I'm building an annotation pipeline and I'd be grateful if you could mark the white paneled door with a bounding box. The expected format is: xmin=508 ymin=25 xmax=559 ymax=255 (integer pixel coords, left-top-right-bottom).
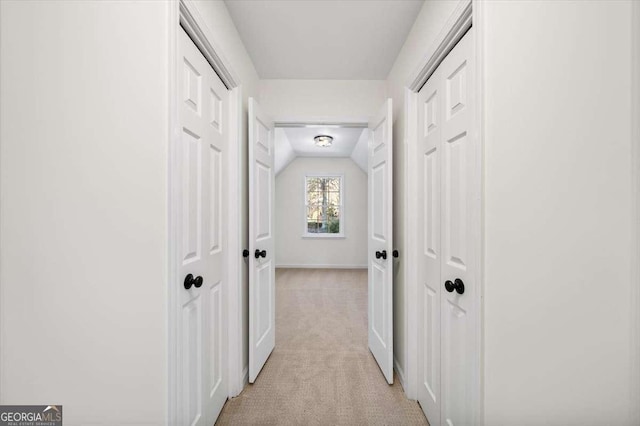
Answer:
xmin=248 ymin=98 xmax=276 ymax=383
xmin=177 ymin=28 xmax=229 ymax=426
xmin=368 ymin=99 xmax=394 ymax=384
xmin=418 ymin=57 xmax=442 ymax=426
xmin=417 ymin=29 xmax=478 ymax=426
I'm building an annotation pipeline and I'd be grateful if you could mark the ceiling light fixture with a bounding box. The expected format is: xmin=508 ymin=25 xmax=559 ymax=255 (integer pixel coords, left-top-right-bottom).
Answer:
xmin=314 ymin=135 xmax=333 ymax=148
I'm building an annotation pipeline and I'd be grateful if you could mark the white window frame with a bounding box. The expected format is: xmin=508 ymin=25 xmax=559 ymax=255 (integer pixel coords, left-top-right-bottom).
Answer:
xmin=303 ymin=173 xmax=345 ymax=239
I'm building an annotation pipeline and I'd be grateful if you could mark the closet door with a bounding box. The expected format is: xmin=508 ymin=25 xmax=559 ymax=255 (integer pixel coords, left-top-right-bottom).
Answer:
xmin=417 ymin=28 xmax=477 ymax=426
xmin=417 ymin=62 xmax=443 ymax=426
xmin=439 ymin=29 xmax=476 ymax=426
xmin=177 ymin=27 xmax=229 ymax=426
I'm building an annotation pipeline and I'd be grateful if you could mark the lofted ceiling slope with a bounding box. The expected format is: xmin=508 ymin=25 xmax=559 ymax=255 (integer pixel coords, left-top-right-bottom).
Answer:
xmin=224 ymin=0 xmax=424 ymax=79
xmin=275 ymin=126 xmax=369 ymax=175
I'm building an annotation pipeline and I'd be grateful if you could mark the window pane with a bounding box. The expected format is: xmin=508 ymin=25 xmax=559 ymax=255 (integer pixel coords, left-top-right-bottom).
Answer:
xmin=306 ymin=205 xmax=324 ymax=233
xmin=326 ymin=202 xmax=338 ymax=217
xmin=327 ymin=191 xmax=340 ymax=206
xmin=306 ymin=177 xmax=322 ymax=194
xmin=326 ymin=177 xmax=340 ymax=192
xmin=307 ymin=191 xmax=320 ymax=206
xmin=306 ymin=205 xmax=340 ymax=234
xmin=327 ymin=205 xmax=340 ymax=233
xmin=305 ymin=176 xmax=342 ymax=235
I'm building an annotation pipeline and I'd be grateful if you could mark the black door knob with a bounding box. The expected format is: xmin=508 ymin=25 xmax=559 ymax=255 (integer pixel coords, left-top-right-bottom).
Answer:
xmin=375 ymin=250 xmax=387 ymax=260
xmin=255 ymin=249 xmax=266 ymax=259
xmin=393 ymin=249 xmax=399 ymax=258
xmin=445 ymin=280 xmax=455 ymax=292
xmin=184 ymin=274 xmax=203 ymax=289
xmin=242 ymin=249 xmax=250 ymax=258
xmin=194 ymin=276 xmax=203 ymax=288
xmin=184 ymin=274 xmax=195 ymax=290
xmin=445 ymin=279 xmax=465 ymax=295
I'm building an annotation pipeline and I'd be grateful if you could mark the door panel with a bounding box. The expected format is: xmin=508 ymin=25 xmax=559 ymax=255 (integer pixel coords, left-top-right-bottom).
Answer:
xmin=372 ymin=163 xmax=386 ymax=239
xmin=371 ymin=262 xmax=385 ymax=344
xmin=442 ymin=300 xmax=468 ymax=426
xmin=439 ymin=30 xmax=475 ymax=426
xmin=209 ymin=145 xmax=222 ymax=253
xmin=418 ymin=63 xmax=442 ymax=426
xmin=209 ymin=280 xmax=223 ymax=396
xmin=444 ymin=133 xmax=468 ymax=270
xmin=368 ymin=99 xmax=393 ymax=384
xmin=256 ymin=162 xmax=272 ymax=240
xmin=182 ymin=130 xmax=202 ymax=263
xmin=249 ymin=98 xmax=276 ymax=383
xmin=256 ymin=261 xmax=273 ymax=344
xmin=182 ymin=296 xmax=202 ymax=426
xmin=177 ymin=27 xmax=228 ymax=426
xmin=417 ymin=28 xmax=476 ymax=426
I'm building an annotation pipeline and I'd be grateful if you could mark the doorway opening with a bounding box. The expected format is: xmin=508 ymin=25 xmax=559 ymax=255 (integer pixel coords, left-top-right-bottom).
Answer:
xmin=224 ymin=151 xmax=412 ymax=420
xmin=273 ymin=124 xmax=369 ymax=269
xmin=223 ymin=106 xmax=417 ymax=422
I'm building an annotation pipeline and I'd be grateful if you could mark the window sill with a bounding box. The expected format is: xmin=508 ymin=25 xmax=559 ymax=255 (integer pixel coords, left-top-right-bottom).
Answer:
xmin=302 ymin=233 xmax=346 ymax=239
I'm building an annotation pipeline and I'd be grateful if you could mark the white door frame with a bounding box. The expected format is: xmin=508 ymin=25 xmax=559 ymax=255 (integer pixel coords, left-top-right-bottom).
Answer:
xmin=402 ymin=0 xmax=483 ymax=421
xmin=632 ymin=1 xmax=640 ymax=424
xmin=273 ymin=117 xmax=371 ymax=128
xmin=167 ymin=1 xmax=244 ymax=424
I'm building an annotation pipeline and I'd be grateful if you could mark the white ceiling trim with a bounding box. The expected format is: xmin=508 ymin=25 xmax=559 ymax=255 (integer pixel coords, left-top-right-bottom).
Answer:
xmin=275 ymin=122 xmax=368 ymax=129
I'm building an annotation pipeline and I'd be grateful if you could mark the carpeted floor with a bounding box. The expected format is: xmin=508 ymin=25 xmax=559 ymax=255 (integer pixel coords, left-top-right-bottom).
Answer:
xmin=216 ymin=268 xmax=429 ymax=426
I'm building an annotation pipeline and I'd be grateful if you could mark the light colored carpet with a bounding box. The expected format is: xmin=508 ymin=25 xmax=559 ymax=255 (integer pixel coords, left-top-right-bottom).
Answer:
xmin=216 ymin=268 xmax=429 ymax=426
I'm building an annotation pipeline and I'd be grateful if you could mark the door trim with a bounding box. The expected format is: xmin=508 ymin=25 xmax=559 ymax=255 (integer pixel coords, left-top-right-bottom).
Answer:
xmin=403 ymin=1 xmax=484 ymax=424
xmin=405 ymin=0 xmax=472 ymax=92
xmin=168 ymin=1 xmax=244 ymax=424
xmin=403 ymin=85 xmax=419 ymax=399
xmin=273 ymin=117 xmax=371 ymax=128
xmin=226 ymin=84 xmax=244 ymax=398
xmin=631 ymin=1 xmax=640 ymax=423
xmin=178 ymin=0 xmax=238 ymax=90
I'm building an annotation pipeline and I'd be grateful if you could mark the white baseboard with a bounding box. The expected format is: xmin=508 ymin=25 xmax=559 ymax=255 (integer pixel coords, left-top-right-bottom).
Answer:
xmin=276 ymin=264 xmax=367 ymax=269
xmin=394 ymin=356 xmax=407 ymax=395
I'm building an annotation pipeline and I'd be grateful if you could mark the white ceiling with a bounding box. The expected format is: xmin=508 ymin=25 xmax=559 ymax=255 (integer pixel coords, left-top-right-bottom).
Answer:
xmin=284 ymin=127 xmax=364 ymax=157
xmin=224 ymin=0 xmax=425 ymax=79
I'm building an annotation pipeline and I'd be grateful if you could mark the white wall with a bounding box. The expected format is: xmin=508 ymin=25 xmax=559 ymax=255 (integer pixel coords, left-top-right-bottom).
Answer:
xmin=389 ymin=1 xmax=637 ymax=421
xmin=350 ymin=129 xmax=369 ymax=173
xmin=275 ymin=158 xmax=367 ymax=268
xmin=0 ymin=1 xmax=169 ymax=424
xmin=385 ymin=0 xmax=459 ymax=389
xmin=259 ymin=79 xmax=387 ymax=120
xmin=482 ymin=1 xmax=634 ymax=424
xmin=274 ymin=128 xmax=296 ymax=175
xmin=0 ymin=1 xmax=259 ymax=424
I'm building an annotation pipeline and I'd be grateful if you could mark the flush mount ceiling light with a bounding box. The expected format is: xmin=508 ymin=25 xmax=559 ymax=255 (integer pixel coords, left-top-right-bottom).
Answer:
xmin=314 ymin=135 xmax=333 ymax=148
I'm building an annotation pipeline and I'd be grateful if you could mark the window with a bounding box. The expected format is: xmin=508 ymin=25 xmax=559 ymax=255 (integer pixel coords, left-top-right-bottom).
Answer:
xmin=304 ymin=175 xmax=344 ymax=237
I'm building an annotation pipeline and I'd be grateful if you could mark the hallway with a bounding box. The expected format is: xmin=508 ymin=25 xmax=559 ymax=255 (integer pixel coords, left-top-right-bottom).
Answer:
xmin=217 ymin=269 xmax=428 ymax=425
